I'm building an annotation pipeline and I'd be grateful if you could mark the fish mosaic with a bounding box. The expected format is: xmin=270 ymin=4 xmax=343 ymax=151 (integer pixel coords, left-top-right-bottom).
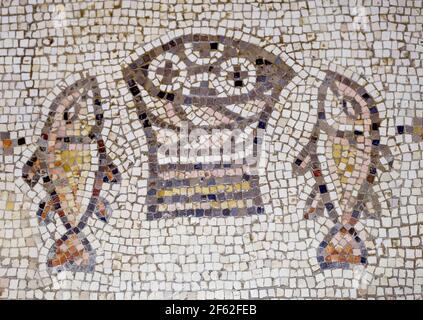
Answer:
xmin=19 ymin=33 xmax=398 ymax=272
xmin=22 ymin=76 xmax=121 ymax=272
xmin=2 ymin=0 xmax=423 ymax=301
xmin=293 ymin=71 xmax=394 ymax=269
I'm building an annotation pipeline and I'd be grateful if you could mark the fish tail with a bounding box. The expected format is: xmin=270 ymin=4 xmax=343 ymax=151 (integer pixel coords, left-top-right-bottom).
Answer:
xmin=22 ymin=152 xmax=41 ymax=187
xmin=47 ymin=229 xmax=95 ymax=272
xmin=317 ymin=223 xmax=368 ymax=270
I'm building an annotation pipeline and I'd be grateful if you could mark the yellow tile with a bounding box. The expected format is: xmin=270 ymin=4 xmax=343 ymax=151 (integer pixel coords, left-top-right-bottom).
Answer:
xmin=210 ymin=202 xmax=220 ymax=209
xmin=201 ymin=186 xmax=210 ymax=194
xmin=6 ymin=201 xmax=14 ymax=211
xmin=341 ymin=176 xmax=349 ymax=184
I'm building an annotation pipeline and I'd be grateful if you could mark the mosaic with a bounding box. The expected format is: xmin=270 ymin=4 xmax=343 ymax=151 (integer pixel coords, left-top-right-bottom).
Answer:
xmin=22 ymin=76 xmax=121 ymax=272
xmin=0 ymin=0 xmax=422 ymax=300
xmin=295 ymin=71 xmax=389 ymax=269
xmin=122 ymin=33 xmax=294 ymax=221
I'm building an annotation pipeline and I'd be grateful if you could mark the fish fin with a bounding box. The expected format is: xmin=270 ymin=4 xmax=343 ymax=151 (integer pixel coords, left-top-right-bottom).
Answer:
xmin=36 ymin=198 xmax=55 ymax=225
xmin=94 ymin=197 xmax=112 ymax=223
xmin=47 ymin=230 xmax=95 ymax=272
xmin=303 ymin=185 xmax=325 ymax=220
xmin=22 ymin=152 xmax=41 ymax=187
xmin=102 ymin=156 xmax=121 ymax=184
xmin=292 ymin=129 xmax=319 ymax=176
xmin=371 ymin=144 xmax=394 ymax=173
xmin=293 ymin=154 xmax=311 ymax=175
xmin=317 ymin=223 xmax=368 ymax=270
xmin=292 ymin=144 xmax=313 ymax=176
xmin=362 ymin=187 xmax=382 ymax=219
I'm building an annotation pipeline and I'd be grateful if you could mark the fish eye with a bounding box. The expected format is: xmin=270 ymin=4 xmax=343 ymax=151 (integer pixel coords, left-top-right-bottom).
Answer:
xmin=64 ymin=105 xmax=76 ymax=121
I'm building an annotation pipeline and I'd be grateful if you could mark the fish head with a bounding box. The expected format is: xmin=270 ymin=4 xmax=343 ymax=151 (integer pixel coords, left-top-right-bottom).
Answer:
xmin=46 ymin=77 xmax=103 ymax=142
xmin=320 ymin=71 xmax=378 ymax=138
xmin=23 ymin=77 xmax=105 ymax=189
